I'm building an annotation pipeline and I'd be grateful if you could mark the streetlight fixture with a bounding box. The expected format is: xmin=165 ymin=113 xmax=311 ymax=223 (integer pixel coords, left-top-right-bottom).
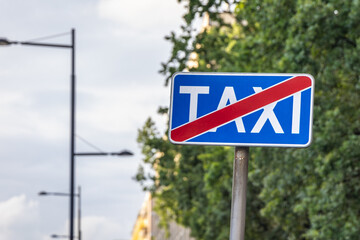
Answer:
xmin=51 ymin=234 xmax=78 ymax=239
xmin=75 ymin=150 xmax=134 ymax=156
xmin=1 ymin=30 xmax=134 ymax=240
xmin=39 ymin=186 xmax=82 ymax=240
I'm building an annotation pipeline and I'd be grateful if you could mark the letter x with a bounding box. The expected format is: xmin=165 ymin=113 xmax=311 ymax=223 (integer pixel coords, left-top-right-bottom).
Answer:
xmin=251 ymin=87 xmax=284 ymax=133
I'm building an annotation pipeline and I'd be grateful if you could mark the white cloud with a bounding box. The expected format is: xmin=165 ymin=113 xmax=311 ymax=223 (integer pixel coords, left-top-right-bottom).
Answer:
xmin=0 ymin=195 xmax=41 ymax=240
xmin=0 ymin=90 xmax=68 ymax=140
xmin=97 ymin=0 xmax=185 ymax=32
xmin=81 ymin=216 xmax=126 ymax=240
xmin=77 ymin=84 xmax=169 ymax=135
xmin=58 ymin=215 xmax=131 ymax=240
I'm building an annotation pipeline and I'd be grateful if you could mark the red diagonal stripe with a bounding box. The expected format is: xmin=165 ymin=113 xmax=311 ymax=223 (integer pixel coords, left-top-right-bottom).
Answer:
xmin=170 ymin=75 xmax=312 ymax=142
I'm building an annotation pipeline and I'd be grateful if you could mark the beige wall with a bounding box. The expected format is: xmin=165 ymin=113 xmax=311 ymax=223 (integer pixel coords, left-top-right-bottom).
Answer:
xmin=132 ymin=193 xmax=194 ymax=240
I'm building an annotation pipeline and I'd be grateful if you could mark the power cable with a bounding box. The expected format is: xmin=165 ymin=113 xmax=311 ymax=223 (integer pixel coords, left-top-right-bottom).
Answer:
xmin=24 ymin=31 xmax=70 ymax=43
xmin=75 ymin=134 xmax=105 ymax=153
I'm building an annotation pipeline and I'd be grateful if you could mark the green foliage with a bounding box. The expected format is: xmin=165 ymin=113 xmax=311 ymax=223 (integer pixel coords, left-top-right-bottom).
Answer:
xmin=137 ymin=0 xmax=360 ymax=239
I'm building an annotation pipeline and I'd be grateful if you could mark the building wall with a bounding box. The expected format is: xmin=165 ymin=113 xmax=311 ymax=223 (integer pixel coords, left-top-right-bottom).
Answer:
xmin=132 ymin=193 xmax=152 ymax=240
xmin=132 ymin=193 xmax=194 ymax=240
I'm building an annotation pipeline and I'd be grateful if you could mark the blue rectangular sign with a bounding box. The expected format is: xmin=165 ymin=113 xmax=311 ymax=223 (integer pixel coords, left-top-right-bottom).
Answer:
xmin=169 ymin=72 xmax=314 ymax=147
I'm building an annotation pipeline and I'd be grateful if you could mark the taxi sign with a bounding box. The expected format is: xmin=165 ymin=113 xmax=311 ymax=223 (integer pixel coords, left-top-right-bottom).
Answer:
xmin=169 ymin=72 xmax=314 ymax=147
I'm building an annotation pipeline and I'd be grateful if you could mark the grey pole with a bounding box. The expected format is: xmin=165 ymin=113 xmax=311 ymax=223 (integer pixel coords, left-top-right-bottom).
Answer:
xmin=229 ymin=146 xmax=249 ymax=240
xmin=69 ymin=28 xmax=76 ymax=240
xmin=78 ymin=186 xmax=81 ymax=240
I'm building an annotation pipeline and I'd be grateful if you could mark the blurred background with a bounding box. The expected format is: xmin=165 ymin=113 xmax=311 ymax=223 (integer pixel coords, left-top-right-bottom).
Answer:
xmin=2 ymin=1 xmax=360 ymax=240
xmin=0 ymin=0 xmax=185 ymax=239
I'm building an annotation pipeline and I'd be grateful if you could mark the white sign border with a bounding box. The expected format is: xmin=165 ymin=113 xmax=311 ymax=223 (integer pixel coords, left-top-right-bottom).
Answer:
xmin=168 ymin=72 xmax=315 ymax=148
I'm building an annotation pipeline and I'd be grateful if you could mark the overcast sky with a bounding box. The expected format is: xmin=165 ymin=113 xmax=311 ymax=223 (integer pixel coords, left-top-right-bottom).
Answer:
xmin=0 ymin=0 xmax=185 ymax=239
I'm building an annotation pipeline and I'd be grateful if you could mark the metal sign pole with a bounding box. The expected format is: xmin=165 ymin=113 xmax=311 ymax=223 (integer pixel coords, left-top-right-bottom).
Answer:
xmin=229 ymin=146 xmax=249 ymax=240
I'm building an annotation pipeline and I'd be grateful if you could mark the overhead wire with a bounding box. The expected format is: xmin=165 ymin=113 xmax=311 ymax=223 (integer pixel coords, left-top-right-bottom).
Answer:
xmin=24 ymin=31 xmax=71 ymax=43
xmin=75 ymin=134 xmax=105 ymax=153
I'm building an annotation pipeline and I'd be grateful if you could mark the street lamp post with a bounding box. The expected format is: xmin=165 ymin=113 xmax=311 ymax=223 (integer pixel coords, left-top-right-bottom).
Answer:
xmin=39 ymin=186 xmax=82 ymax=240
xmin=1 ymin=29 xmax=77 ymax=240
xmin=1 ymin=30 xmax=134 ymax=240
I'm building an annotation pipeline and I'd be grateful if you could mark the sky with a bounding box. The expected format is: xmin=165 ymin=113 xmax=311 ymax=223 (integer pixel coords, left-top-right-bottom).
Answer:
xmin=0 ymin=0 xmax=186 ymax=239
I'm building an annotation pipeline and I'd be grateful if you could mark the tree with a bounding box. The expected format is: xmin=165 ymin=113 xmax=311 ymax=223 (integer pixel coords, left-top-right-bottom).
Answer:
xmin=136 ymin=0 xmax=360 ymax=239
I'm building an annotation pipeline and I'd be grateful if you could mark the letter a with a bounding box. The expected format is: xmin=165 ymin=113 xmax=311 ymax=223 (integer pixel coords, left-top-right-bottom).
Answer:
xmin=251 ymin=87 xmax=284 ymax=133
xmin=210 ymin=87 xmax=245 ymax=132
